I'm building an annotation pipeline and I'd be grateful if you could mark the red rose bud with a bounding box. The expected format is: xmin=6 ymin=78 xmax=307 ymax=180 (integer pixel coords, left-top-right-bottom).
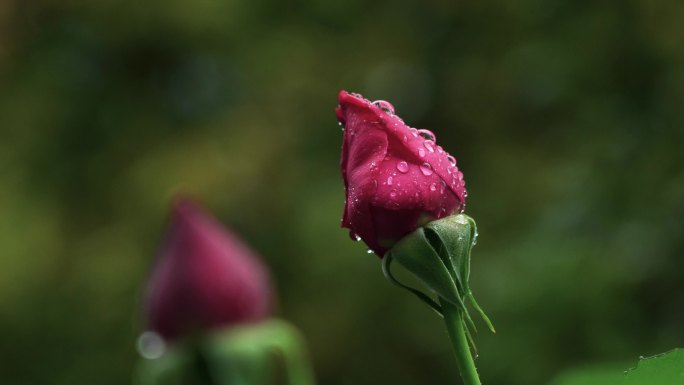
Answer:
xmin=145 ymin=198 xmax=271 ymax=342
xmin=337 ymin=90 xmax=467 ymax=256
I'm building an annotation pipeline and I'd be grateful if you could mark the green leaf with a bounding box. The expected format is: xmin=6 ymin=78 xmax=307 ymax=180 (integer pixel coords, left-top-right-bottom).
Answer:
xmin=548 ymin=349 xmax=684 ymax=385
xmin=624 ymin=349 xmax=684 ymax=385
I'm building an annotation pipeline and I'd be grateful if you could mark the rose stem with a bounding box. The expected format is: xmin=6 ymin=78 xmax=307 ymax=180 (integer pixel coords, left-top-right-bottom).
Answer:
xmin=439 ymin=298 xmax=482 ymax=385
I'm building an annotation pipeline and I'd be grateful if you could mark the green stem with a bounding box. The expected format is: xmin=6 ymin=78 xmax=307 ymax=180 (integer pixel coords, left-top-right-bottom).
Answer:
xmin=440 ymin=298 xmax=482 ymax=385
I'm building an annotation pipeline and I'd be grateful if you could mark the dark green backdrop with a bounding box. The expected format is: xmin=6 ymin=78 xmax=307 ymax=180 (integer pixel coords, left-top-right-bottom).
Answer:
xmin=1 ymin=1 xmax=683 ymax=384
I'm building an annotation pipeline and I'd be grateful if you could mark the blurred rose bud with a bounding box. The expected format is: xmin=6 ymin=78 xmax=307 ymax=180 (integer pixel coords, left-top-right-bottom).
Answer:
xmin=145 ymin=198 xmax=271 ymax=342
xmin=337 ymin=91 xmax=467 ymax=256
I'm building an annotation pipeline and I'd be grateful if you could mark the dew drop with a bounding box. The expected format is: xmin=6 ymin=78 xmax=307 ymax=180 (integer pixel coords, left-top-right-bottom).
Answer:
xmin=372 ymin=100 xmax=395 ymax=114
xmin=447 ymin=155 xmax=457 ymax=167
xmin=420 ymin=163 xmax=433 ymax=176
xmin=366 ymin=249 xmax=374 ymax=254
xmin=403 ymin=135 xmax=408 ymax=142
xmin=397 ymin=161 xmax=409 ymax=173
xmin=424 ymin=141 xmax=435 ymax=153
xmin=410 ymin=128 xmax=419 ymax=137
xmin=430 ymin=183 xmax=437 ymax=192
xmin=418 ymin=148 xmax=426 ymax=157
xmin=417 ymin=129 xmax=436 ymax=142
xmin=437 ymin=146 xmax=443 ymax=153
xmin=350 ymin=231 xmax=362 ymax=241
xmin=137 ymin=332 xmax=166 ymax=360
xmin=387 ymin=176 xmax=393 ymax=185
xmin=390 ymin=190 xmax=398 ymax=198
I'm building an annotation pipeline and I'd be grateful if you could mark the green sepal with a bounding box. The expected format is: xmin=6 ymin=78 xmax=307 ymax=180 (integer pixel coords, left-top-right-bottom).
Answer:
xmin=467 ymin=293 xmax=496 ymax=334
xmin=388 ymin=227 xmax=467 ymax=313
xmin=386 ymin=214 xmax=495 ymax=335
xmin=382 ymin=253 xmax=443 ymax=317
xmin=135 ymin=320 xmax=316 ymax=385
xmin=425 ymin=214 xmax=477 ymax=291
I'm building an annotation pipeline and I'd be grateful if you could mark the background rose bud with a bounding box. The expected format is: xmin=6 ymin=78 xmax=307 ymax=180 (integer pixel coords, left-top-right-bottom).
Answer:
xmin=145 ymin=198 xmax=271 ymax=342
xmin=337 ymin=91 xmax=467 ymax=256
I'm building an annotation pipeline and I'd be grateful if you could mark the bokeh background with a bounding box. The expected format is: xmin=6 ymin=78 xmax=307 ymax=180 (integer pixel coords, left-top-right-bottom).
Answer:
xmin=1 ymin=1 xmax=683 ymax=384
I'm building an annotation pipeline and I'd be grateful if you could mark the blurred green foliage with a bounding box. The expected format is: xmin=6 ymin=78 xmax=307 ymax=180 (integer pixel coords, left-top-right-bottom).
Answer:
xmin=1 ymin=1 xmax=683 ymax=385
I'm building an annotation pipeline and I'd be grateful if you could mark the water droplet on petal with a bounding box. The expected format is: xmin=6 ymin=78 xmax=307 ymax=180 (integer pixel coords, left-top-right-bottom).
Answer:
xmin=418 ymin=148 xmax=426 ymax=157
xmin=397 ymin=161 xmax=409 ymax=173
xmin=430 ymin=183 xmax=437 ymax=191
xmin=420 ymin=163 xmax=433 ymax=176
xmin=410 ymin=128 xmax=418 ymax=137
xmin=366 ymin=249 xmax=374 ymax=254
xmin=424 ymin=141 xmax=435 ymax=153
xmin=350 ymin=231 xmax=362 ymax=241
xmin=417 ymin=129 xmax=436 ymax=142
xmin=138 ymin=332 xmax=166 ymax=359
xmin=372 ymin=100 xmax=395 ymax=114
xmin=447 ymin=155 xmax=457 ymax=167
xmin=387 ymin=176 xmax=393 ymax=185
xmin=390 ymin=190 xmax=398 ymax=198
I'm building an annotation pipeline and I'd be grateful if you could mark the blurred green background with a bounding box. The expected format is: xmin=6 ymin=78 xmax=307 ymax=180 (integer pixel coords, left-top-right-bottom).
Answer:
xmin=1 ymin=1 xmax=683 ymax=384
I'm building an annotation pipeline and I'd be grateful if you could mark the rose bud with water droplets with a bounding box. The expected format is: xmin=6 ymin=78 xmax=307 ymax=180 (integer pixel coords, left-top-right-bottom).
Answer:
xmin=337 ymin=90 xmax=467 ymax=256
xmin=145 ymin=198 xmax=271 ymax=342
